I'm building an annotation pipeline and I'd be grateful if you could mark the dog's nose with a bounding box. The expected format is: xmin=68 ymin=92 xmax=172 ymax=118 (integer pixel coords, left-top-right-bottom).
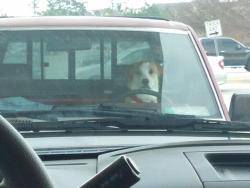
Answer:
xmin=142 ymin=78 xmax=149 ymax=86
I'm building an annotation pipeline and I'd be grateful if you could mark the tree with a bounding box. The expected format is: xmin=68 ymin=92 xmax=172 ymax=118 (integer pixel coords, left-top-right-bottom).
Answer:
xmin=95 ymin=3 xmax=163 ymax=18
xmin=40 ymin=0 xmax=87 ymax=16
xmin=32 ymin=0 xmax=40 ymax=15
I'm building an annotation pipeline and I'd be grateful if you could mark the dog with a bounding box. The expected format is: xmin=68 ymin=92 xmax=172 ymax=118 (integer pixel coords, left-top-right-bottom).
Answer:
xmin=126 ymin=61 xmax=162 ymax=103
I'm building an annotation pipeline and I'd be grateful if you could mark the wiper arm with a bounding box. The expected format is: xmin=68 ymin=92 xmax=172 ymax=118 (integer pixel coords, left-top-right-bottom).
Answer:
xmin=184 ymin=120 xmax=250 ymax=133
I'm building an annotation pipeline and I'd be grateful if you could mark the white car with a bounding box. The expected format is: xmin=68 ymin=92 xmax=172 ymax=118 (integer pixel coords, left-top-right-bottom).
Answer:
xmin=207 ymin=55 xmax=227 ymax=84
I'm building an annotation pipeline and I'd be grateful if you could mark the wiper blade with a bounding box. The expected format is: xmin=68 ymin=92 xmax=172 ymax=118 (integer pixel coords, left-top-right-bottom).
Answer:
xmin=125 ymin=117 xmax=250 ymax=133
xmin=8 ymin=113 xmax=250 ymax=133
xmin=9 ymin=113 xmax=196 ymax=132
xmin=11 ymin=118 xmax=122 ymax=132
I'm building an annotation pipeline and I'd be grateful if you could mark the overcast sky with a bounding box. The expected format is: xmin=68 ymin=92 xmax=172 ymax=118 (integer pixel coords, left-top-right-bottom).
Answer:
xmin=0 ymin=0 xmax=192 ymax=16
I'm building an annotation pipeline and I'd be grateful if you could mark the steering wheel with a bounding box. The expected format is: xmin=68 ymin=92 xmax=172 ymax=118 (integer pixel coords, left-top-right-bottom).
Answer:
xmin=119 ymin=89 xmax=161 ymax=103
xmin=0 ymin=116 xmax=54 ymax=188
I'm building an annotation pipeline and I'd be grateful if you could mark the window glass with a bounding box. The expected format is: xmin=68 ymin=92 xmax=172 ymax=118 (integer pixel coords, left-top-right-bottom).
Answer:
xmin=201 ymin=39 xmax=215 ymax=53
xmin=219 ymin=39 xmax=238 ymax=51
xmin=75 ymin=39 xmax=112 ymax=80
xmin=103 ymin=41 xmax=112 ymax=79
xmin=161 ymin=33 xmax=220 ymax=118
xmin=0 ymin=30 xmax=222 ymax=119
xmin=32 ymin=42 xmax=42 ymax=79
xmin=3 ymin=42 xmax=27 ymax=64
xmin=76 ymin=39 xmax=100 ymax=80
xmin=0 ymin=32 xmax=30 ymax=80
xmin=117 ymin=40 xmax=151 ymax=65
xmin=42 ymin=45 xmax=68 ymax=79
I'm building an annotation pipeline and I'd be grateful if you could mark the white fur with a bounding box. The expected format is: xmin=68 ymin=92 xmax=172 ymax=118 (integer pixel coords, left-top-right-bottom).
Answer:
xmin=127 ymin=62 xmax=160 ymax=103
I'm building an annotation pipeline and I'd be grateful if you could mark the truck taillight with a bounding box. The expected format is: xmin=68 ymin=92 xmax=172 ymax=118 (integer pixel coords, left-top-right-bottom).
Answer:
xmin=218 ymin=59 xmax=224 ymax=69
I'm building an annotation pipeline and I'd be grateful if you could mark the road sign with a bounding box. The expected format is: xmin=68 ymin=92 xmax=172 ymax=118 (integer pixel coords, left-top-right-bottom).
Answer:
xmin=204 ymin=19 xmax=223 ymax=37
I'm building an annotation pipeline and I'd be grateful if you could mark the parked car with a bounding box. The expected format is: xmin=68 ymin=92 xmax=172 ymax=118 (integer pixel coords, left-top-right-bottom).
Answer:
xmin=207 ymin=55 xmax=227 ymax=84
xmin=1 ymin=16 xmax=250 ymax=188
xmin=200 ymin=37 xmax=250 ymax=67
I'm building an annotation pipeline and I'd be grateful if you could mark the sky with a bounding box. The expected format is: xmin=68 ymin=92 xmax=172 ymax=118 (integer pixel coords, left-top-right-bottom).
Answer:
xmin=0 ymin=0 xmax=192 ymax=16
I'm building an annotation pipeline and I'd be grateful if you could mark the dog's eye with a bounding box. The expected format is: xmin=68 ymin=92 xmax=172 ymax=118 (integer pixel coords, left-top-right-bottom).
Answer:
xmin=149 ymin=68 xmax=154 ymax=75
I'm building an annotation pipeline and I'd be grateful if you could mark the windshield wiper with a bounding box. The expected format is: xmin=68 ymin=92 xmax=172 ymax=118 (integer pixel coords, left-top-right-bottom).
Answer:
xmin=11 ymin=118 xmax=123 ymax=132
xmin=4 ymin=103 xmax=250 ymax=133
xmin=9 ymin=112 xmax=250 ymax=134
xmin=181 ymin=119 xmax=250 ymax=133
xmin=7 ymin=111 xmax=196 ymax=132
xmin=104 ymin=116 xmax=250 ymax=133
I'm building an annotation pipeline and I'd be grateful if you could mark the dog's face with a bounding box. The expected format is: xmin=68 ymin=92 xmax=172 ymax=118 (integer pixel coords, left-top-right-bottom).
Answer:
xmin=127 ymin=61 xmax=162 ymax=103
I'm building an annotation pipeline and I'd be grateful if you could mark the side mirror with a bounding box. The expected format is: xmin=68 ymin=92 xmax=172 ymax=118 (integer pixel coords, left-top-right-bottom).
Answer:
xmin=229 ymin=93 xmax=250 ymax=122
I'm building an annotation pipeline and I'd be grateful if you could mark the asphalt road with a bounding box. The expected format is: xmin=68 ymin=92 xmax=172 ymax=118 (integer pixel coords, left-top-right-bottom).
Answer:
xmin=219 ymin=67 xmax=250 ymax=109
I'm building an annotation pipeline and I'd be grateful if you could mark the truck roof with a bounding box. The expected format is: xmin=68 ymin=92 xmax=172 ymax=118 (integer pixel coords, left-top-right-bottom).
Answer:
xmin=0 ymin=16 xmax=189 ymax=31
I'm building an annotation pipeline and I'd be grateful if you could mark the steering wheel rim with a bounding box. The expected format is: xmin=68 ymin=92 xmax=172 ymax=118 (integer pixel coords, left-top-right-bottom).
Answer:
xmin=0 ymin=116 xmax=54 ymax=188
xmin=119 ymin=89 xmax=161 ymax=102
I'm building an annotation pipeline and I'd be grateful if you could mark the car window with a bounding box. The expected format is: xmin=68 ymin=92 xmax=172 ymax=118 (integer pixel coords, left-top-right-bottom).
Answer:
xmin=201 ymin=39 xmax=216 ymax=53
xmin=75 ymin=39 xmax=111 ymax=80
xmin=3 ymin=42 xmax=27 ymax=65
xmin=218 ymin=39 xmax=239 ymax=52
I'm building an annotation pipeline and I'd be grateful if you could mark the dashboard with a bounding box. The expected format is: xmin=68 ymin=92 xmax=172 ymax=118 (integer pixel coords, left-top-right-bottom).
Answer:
xmin=39 ymin=140 xmax=250 ymax=188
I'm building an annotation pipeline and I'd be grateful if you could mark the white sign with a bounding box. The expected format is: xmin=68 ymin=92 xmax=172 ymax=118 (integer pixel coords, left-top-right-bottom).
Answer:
xmin=204 ymin=19 xmax=223 ymax=37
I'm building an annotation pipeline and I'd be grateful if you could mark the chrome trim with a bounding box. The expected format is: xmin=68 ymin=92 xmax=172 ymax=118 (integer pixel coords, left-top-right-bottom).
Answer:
xmin=188 ymin=31 xmax=226 ymax=120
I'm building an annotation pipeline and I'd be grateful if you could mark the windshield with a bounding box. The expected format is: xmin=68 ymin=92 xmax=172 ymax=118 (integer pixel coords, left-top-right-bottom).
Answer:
xmin=0 ymin=29 xmax=221 ymax=119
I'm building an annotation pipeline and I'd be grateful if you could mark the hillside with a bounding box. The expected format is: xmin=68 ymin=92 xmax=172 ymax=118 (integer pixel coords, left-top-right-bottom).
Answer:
xmin=157 ymin=0 xmax=250 ymax=45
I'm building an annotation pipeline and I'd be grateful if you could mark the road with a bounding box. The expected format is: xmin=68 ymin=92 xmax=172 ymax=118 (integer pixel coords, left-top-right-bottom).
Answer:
xmin=219 ymin=67 xmax=250 ymax=109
